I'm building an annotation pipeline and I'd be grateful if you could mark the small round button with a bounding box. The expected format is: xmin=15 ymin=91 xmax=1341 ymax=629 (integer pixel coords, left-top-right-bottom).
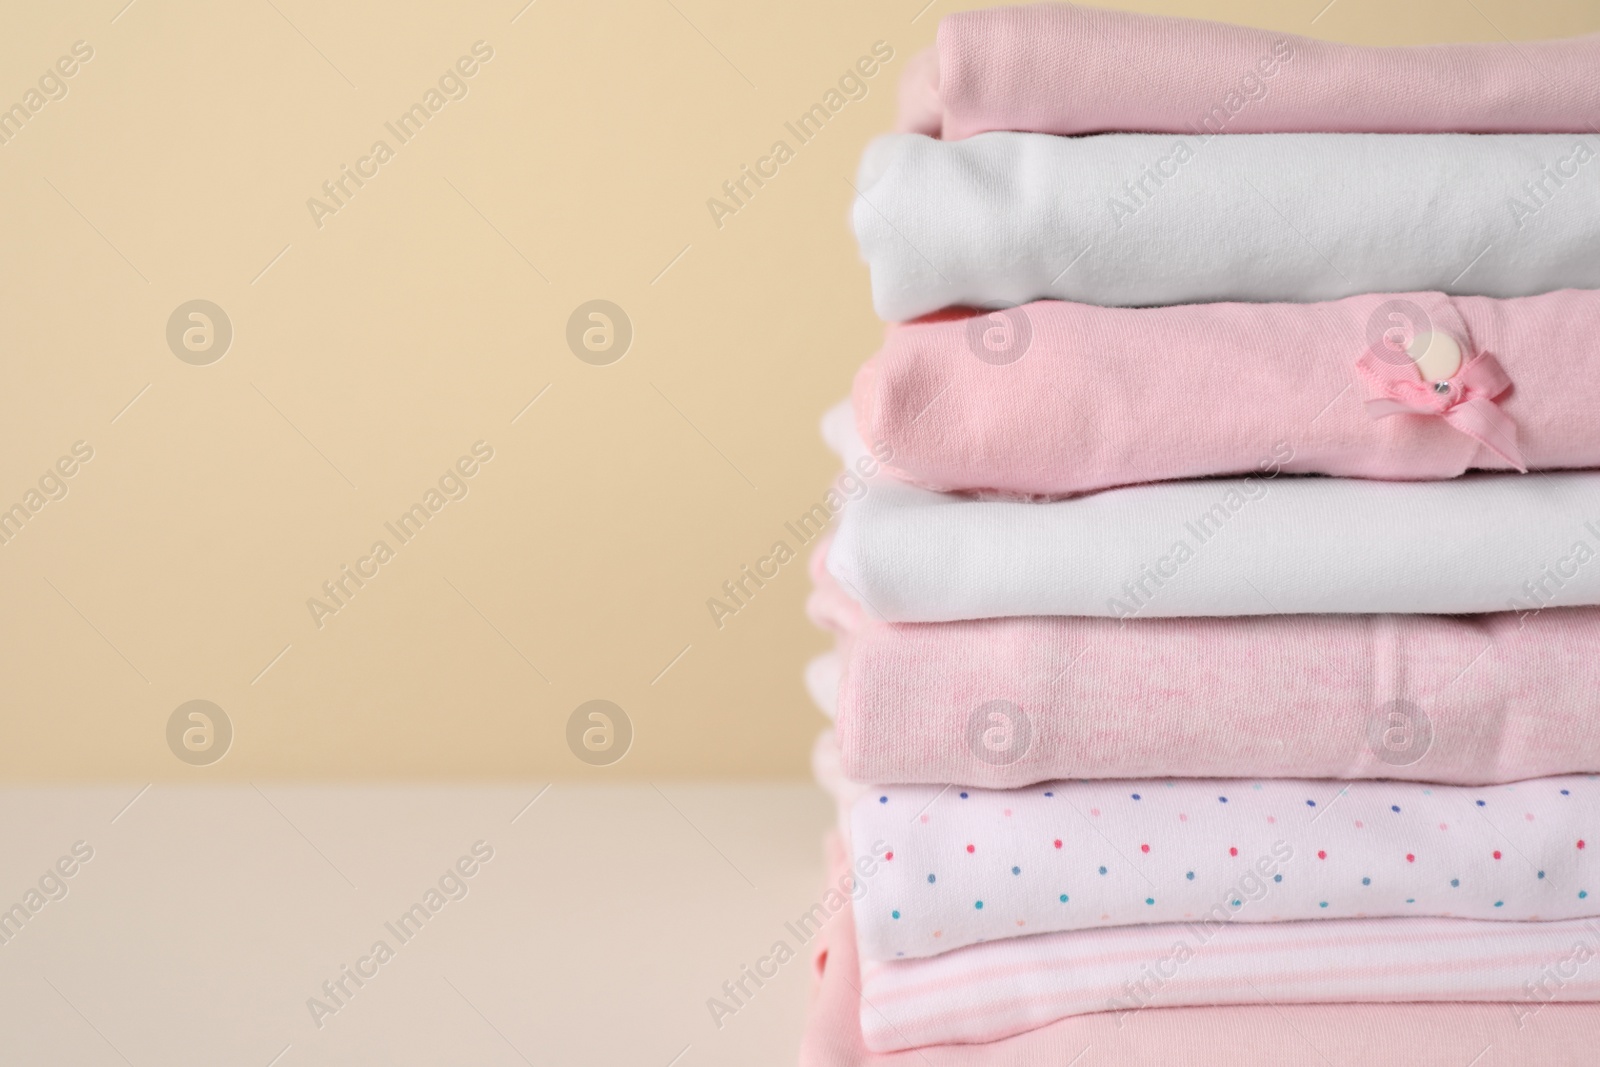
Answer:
xmin=1406 ymin=331 xmax=1461 ymax=382
xmin=1432 ymin=380 xmax=1452 ymax=395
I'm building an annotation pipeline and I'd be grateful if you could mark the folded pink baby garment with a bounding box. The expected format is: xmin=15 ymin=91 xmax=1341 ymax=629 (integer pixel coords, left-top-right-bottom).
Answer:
xmin=864 ymin=908 xmax=1600 ymax=1055
xmin=856 ymin=289 xmax=1600 ymax=498
xmin=852 ymin=776 xmax=1600 ymax=961
xmin=806 ymin=534 xmax=1600 ymax=788
xmin=803 ymin=834 xmax=1600 ymax=1064
xmin=859 ymin=909 xmax=1600 ymax=1051
xmin=902 ymin=5 xmax=1600 ymax=139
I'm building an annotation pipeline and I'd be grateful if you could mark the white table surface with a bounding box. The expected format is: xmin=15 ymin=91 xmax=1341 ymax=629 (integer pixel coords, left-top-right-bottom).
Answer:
xmin=0 ymin=782 xmax=834 ymax=1066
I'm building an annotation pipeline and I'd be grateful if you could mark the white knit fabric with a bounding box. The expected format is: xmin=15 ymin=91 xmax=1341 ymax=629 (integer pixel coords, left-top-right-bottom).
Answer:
xmin=854 ymin=131 xmax=1600 ymax=320
xmin=851 ymin=776 xmax=1600 ymax=962
xmin=824 ymin=399 xmax=1600 ymax=620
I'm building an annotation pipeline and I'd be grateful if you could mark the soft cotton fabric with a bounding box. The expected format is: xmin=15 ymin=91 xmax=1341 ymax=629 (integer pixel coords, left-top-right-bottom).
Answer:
xmin=900 ymin=5 xmax=1600 ymax=140
xmin=815 ymin=729 xmax=869 ymax=846
xmin=806 ymin=651 xmax=842 ymax=720
xmin=824 ymin=401 xmax=1600 ymax=621
xmin=858 ymin=897 xmax=1600 ymax=1052
xmin=854 ymin=131 xmax=1600 ymax=321
xmin=803 ymin=833 xmax=1600 ymax=1066
xmin=807 ymin=552 xmax=1600 ymax=788
xmin=808 ymin=530 xmax=864 ymax=636
xmin=857 ymin=289 xmax=1600 ymax=497
xmin=851 ymin=776 xmax=1600 ymax=962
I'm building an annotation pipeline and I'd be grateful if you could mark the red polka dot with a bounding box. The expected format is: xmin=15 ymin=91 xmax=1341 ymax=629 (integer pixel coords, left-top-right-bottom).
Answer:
xmin=1317 ymin=850 xmax=1327 ymax=860
xmin=1140 ymin=844 xmax=1150 ymax=854
xmin=966 ymin=844 xmax=975 ymax=854
xmin=1492 ymin=851 xmax=1502 ymax=860
xmin=1406 ymin=854 xmax=1415 ymax=863
xmin=1229 ymin=847 xmax=1238 ymax=857
xmin=884 ymin=852 xmax=894 ymax=861
xmin=1053 ymin=839 xmax=1062 ymax=849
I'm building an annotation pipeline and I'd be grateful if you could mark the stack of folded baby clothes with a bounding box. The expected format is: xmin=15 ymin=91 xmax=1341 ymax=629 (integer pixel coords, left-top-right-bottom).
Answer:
xmin=800 ymin=5 xmax=1600 ymax=1064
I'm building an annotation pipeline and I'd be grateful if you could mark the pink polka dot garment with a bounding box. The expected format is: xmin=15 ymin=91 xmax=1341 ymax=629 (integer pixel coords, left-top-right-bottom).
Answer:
xmin=851 ymin=775 xmax=1598 ymax=962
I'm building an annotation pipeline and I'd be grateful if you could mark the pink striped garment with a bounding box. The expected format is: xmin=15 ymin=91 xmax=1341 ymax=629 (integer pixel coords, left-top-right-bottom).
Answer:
xmin=858 ymin=910 xmax=1600 ymax=1052
xmin=902 ymin=5 xmax=1600 ymax=139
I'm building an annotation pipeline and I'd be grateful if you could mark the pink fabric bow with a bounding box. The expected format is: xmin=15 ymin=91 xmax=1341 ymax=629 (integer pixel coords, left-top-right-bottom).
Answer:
xmin=1355 ymin=344 xmax=1526 ymax=471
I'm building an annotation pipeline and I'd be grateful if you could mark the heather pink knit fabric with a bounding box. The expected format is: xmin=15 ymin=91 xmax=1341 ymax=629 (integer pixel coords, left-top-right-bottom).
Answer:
xmin=901 ymin=5 xmax=1600 ymax=139
xmin=801 ymin=832 xmax=1600 ymax=1065
xmin=855 ymin=289 xmax=1600 ymax=498
xmin=807 ymin=539 xmax=1600 ymax=788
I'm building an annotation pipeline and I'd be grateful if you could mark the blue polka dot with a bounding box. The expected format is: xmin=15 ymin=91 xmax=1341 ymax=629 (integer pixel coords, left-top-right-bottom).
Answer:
xmin=1060 ymin=893 xmax=1069 ymax=903
xmin=879 ymin=796 xmax=888 ymax=804
xmin=1581 ymin=891 xmax=1590 ymax=900
xmin=1561 ymin=789 xmax=1570 ymax=796
xmin=1218 ymin=796 xmax=1229 ymax=803
xmin=1044 ymin=791 xmax=1054 ymax=797
xmin=891 ymin=910 xmax=900 ymax=919
xmin=1274 ymin=874 xmax=1283 ymax=883
xmin=1361 ymin=877 xmax=1370 ymax=886
xmin=1131 ymin=793 xmax=1142 ymax=800
xmin=1306 ymin=799 xmax=1316 ymax=807
xmin=959 ymin=792 xmax=969 ymax=799
xmin=1476 ymin=800 xmax=1486 ymax=807
xmin=1494 ymin=901 xmax=1504 ymax=908
xmin=1231 ymin=899 xmax=1241 ymax=906
xmin=927 ymin=874 xmax=936 ymax=884
xmin=1145 ymin=897 xmax=1155 ymax=905
xmin=1451 ymin=879 xmax=1459 ymax=887
xmin=1391 ymin=805 xmax=1401 ymax=813
xmin=1539 ymin=871 xmax=1547 ymax=879
xmin=1406 ymin=898 xmax=1416 ymax=904
xmin=1186 ymin=871 xmax=1195 ymax=880
xmin=1319 ymin=901 xmax=1328 ymax=908
xmin=1098 ymin=866 xmax=1108 ymax=875
xmin=1012 ymin=866 xmax=1021 ymax=876
xmin=974 ymin=900 xmax=984 ymax=909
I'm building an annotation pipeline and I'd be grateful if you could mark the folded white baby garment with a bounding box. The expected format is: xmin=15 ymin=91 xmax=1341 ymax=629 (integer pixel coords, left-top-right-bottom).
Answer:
xmin=824 ymin=400 xmax=1600 ymax=620
xmin=853 ymin=131 xmax=1600 ymax=320
xmin=851 ymin=776 xmax=1599 ymax=962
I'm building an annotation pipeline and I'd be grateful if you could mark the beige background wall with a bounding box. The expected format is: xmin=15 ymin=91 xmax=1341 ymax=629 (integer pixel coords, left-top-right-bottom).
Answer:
xmin=3 ymin=0 xmax=1597 ymax=780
